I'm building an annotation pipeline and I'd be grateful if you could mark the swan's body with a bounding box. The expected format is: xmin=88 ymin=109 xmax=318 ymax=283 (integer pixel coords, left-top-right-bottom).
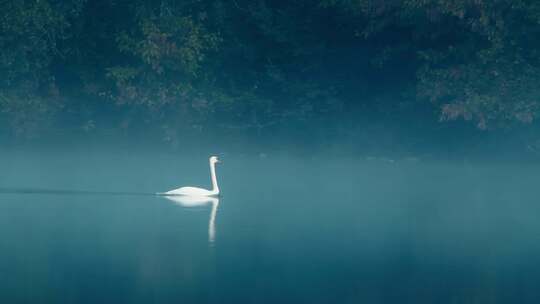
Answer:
xmin=164 ymin=186 xmax=216 ymax=197
xmin=158 ymin=156 xmax=221 ymax=197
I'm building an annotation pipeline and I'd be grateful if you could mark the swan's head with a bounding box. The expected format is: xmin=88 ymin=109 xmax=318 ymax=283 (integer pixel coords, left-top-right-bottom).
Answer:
xmin=210 ymin=156 xmax=221 ymax=164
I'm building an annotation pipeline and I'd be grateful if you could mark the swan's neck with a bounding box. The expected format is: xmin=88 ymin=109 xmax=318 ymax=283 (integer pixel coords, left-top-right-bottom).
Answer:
xmin=210 ymin=161 xmax=219 ymax=195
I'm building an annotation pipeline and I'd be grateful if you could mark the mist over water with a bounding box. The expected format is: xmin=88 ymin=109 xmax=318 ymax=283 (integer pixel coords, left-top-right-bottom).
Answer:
xmin=3 ymin=0 xmax=540 ymax=302
xmin=1 ymin=145 xmax=540 ymax=303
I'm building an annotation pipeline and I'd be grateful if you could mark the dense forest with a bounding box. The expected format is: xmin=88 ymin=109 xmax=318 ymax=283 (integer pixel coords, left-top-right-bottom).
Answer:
xmin=1 ymin=0 xmax=540 ymax=153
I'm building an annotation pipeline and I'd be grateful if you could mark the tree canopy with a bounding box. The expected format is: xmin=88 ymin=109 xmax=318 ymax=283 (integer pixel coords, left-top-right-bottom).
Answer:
xmin=1 ymin=0 xmax=539 ymax=145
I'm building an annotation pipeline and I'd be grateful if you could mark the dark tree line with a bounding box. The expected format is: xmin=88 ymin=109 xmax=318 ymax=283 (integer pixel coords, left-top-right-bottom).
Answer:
xmin=1 ymin=0 xmax=539 ymax=144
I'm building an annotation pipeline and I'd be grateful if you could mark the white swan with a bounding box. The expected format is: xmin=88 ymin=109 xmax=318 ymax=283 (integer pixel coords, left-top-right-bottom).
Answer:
xmin=158 ymin=156 xmax=221 ymax=197
xmin=163 ymin=196 xmax=219 ymax=243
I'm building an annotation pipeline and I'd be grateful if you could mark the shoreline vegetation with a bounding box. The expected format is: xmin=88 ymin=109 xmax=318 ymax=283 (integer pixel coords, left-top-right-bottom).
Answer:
xmin=1 ymin=0 xmax=540 ymax=156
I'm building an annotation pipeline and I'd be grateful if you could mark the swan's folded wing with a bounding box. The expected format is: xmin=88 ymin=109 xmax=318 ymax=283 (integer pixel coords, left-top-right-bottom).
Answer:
xmin=164 ymin=186 xmax=213 ymax=196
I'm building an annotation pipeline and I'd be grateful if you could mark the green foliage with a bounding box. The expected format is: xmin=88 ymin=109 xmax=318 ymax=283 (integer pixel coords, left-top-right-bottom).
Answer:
xmin=1 ymin=0 xmax=540 ymax=140
xmin=410 ymin=0 xmax=540 ymax=128
xmin=324 ymin=0 xmax=540 ymax=128
xmin=0 ymin=0 xmax=83 ymax=137
xmin=106 ymin=8 xmax=221 ymax=130
xmin=116 ymin=16 xmax=220 ymax=77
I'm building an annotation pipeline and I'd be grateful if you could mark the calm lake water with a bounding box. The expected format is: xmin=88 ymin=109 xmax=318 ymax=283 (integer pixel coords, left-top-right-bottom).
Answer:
xmin=1 ymin=150 xmax=540 ymax=303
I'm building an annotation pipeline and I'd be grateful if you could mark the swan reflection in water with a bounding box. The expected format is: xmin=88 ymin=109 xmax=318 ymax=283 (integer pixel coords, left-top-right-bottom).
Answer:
xmin=162 ymin=196 xmax=220 ymax=243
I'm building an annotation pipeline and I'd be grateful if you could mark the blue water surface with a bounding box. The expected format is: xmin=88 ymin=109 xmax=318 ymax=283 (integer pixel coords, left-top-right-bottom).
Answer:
xmin=1 ymin=151 xmax=539 ymax=303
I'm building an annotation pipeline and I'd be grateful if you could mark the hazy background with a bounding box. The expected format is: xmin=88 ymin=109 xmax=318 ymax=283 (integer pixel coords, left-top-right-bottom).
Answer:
xmin=2 ymin=3 xmax=540 ymax=302
xmin=1 ymin=0 xmax=540 ymax=159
